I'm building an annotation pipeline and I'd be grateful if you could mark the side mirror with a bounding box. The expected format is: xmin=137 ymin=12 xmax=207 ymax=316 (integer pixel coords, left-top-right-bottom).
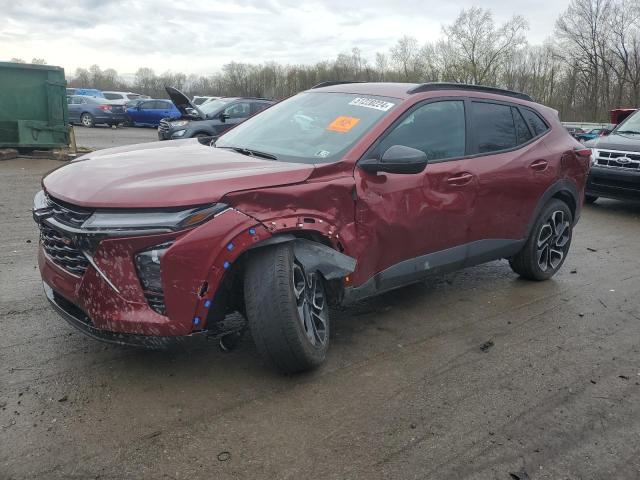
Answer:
xmin=218 ymin=112 xmax=230 ymax=122
xmin=359 ymin=145 xmax=428 ymax=175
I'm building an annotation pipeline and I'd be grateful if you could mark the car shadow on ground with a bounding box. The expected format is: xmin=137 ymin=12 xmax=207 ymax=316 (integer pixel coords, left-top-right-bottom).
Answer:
xmin=88 ymin=259 xmax=537 ymax=384
xmin=584 ymin=198 xmax=640 ymax=215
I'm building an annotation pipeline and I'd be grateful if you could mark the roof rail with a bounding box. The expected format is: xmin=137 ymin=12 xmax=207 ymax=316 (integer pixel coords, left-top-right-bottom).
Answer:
xmin=407 ymin=82 xmax=533 ymax=102
xmin=311 ymin=81 xmax=364 ymax=89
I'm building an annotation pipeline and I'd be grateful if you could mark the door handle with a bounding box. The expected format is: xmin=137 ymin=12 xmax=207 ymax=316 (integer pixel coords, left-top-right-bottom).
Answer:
xmin=530 ymin=159 xmax=548 ymax=171
xmin=446 ymin=172 xmax=474 ymax=186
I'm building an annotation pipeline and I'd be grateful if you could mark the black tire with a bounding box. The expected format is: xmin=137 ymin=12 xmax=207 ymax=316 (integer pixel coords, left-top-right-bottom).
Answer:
xmin=509 ymin=199 xmax=573 ymax=281
xmin=584 ymin=195 xmax=598 ymax=204
xmin=244 ymin=243 xmax=330 ymax=373
xmin=80 ymin=113 xmax=94 ymax=128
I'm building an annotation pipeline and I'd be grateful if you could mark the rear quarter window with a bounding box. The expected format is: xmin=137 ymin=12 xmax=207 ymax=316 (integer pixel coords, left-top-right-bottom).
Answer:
xmin=521 ymin=108 xmax=549 ymax=136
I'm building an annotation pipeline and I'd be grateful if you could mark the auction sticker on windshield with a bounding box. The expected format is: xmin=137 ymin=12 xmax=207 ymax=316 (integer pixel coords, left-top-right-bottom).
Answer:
xmin=348 ymin=97 xmax=395 ymax=111
xmin=328 ymin=116 xmax=360 ymax=133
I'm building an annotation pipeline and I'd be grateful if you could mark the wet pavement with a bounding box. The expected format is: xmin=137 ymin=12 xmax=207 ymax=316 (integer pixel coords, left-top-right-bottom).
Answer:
xmin=73 ymin=124 xmax=158 ymax=150
xmin=1 ymin=156 xmax=640 ymax=479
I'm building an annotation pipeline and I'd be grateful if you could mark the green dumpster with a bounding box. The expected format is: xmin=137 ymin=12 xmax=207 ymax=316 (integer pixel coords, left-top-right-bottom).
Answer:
xmin=0 ymin=62 xmax=69 ymax=149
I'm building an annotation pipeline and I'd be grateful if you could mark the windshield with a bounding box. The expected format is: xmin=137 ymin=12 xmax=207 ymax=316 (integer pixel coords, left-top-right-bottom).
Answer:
xmin=199 ymin=98 xmax=234 ymax=116
xmin=615 ymin=111 xmax=640 ymax=134
xmin=215 ymin=92 xmax=398 ymax=163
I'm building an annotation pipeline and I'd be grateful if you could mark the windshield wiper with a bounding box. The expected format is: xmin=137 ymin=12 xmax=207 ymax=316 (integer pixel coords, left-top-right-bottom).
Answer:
xmin=616 ymin=130 xmax=640 ymax=135
xmin=217 ymin=146 xmax=278 ymax=161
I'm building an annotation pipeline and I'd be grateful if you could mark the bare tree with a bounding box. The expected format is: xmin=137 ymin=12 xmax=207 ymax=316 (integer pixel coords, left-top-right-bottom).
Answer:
xmin=556 ymin=0 xmax=612 ymax=119
xmin=440 ymin=7 xmax=528 ymax=84
xmin=390 ymin=36 xmax=420 ymax=81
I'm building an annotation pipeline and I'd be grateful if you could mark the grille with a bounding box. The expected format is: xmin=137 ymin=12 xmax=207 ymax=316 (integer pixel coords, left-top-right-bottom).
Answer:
xmin=46 ymin=195 xmax=93 ymax=228
xmin=158 ymin=120 xmax=170 ymax=134
xmin=40 ymin=224 xmax=89 ymax=276
xmin=595 ymin=150 xmax=640 ymax=170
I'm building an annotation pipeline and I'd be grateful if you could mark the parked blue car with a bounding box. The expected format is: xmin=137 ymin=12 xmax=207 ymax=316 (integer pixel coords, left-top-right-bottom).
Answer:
xmin=576 ymin=127 xmax=611 ymax=142
xmin=67 ymin=95 xmax=127 ymax=127
xmin=126 ymin=99 xmax=180 ymax=127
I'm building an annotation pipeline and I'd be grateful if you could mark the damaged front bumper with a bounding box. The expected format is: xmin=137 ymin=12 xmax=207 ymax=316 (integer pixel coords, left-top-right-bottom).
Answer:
xmin=43 ymin=282 xmax=210 ymax=348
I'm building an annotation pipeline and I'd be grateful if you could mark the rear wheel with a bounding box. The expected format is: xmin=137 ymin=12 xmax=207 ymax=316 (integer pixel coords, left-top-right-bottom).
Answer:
xmin=80 ymin=113 xmax=94 ymax=128
xmin=244 ymin=243 xmax=330 ymax=373
xmin=584 ymin=195 xmax=598 ymax=204
xmin=509 ymin=199 xmax=573 ymax=281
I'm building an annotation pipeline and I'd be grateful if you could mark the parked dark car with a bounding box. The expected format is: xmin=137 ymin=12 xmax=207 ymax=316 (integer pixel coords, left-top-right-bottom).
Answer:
xmin=576 ymin=127 xmax=611 ymax=142
xmin=566 ymin=126 xmax=585 ymax=139
xmin=34 ymin=82 xmax=590 ymax=373
xmin=158 ymin=87 xmax=274 ymax=140
xmin=126 ymin=99 xmax=181 ymax=127
xmin=67 ymin=95 xmax=127 ymax=127
xmin=584 ymin=110 xmax=640 ymax=203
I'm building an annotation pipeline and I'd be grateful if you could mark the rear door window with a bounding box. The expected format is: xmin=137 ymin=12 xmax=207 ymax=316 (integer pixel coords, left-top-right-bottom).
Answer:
xmin=224 ymin=102 xmax=252 ymax=119
xmin=521 ymin=108 xmax=549 ymax=136
xmin=512 ymin=107 xmax=533 ymax=144
xmin=378 ymin=100 xmax=466 ymax=161
xmin=471 ymin=102 xmax=517 ymax=153
xmin=251 ymin=102 xmax=270 ymax=114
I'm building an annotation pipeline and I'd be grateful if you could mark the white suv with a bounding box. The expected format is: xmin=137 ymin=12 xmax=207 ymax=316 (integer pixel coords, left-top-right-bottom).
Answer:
xmin=102 ymin=91 xmax=149 ymax=103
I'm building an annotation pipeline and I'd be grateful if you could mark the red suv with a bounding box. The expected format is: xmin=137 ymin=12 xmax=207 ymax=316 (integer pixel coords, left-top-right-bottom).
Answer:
xmin=34 ymin=82 xmax=591 ymax=373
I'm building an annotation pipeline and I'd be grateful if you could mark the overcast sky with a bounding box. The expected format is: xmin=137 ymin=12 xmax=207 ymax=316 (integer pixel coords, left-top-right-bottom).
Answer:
xmin=1 ymin=0 xmax=568 ymax=78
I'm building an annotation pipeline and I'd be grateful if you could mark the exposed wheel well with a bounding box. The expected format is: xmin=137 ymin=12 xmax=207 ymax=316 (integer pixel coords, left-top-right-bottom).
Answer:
xmin=551 ymin=190 xmax=576 ymax=220
xmin=211 ymin=230 xmax=341 ymax=321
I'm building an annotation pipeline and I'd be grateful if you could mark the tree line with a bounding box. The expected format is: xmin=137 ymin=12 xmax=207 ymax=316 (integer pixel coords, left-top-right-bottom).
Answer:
xmin=36 ymin=0 xmax=640 ymax=122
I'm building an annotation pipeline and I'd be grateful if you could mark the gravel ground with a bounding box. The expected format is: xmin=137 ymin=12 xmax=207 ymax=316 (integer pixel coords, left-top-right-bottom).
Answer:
xmin=1 ymin=154 xmax=639 ymax=480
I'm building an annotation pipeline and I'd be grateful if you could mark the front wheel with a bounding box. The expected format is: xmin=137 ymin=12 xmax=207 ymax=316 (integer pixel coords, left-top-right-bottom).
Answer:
xmin=244 ymin=243 xmax=330 ymax=373
xmin=509 ymin=199 xmax=573 ymax=281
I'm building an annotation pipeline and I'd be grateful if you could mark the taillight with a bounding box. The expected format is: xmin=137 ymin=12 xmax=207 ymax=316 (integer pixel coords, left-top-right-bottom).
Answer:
xmin=574 ymin=148 xmax=592 ymax=158
xmin=98 ymin=105 xmax=112 ymax=112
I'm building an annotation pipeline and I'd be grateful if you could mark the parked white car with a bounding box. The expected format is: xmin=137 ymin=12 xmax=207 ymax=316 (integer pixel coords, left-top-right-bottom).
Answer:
xmin=102 ymin=91 xmax=149 ymax=102
xmin=192 ymin=95 xmax=221 ymax=106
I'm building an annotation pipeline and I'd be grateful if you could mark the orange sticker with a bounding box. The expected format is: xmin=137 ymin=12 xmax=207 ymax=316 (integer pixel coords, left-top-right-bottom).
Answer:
xmin=327 ymin=116 xmax=360 ymax=133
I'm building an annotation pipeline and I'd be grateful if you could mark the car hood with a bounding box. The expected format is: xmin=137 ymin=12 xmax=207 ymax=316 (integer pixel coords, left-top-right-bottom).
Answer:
xmin=588 ymin=132 xmax=640 ymax=152
xmin=165 ymin=86 xmax=204 ymax=119
xmin=43 ymin=139 xmax=315 ymax=208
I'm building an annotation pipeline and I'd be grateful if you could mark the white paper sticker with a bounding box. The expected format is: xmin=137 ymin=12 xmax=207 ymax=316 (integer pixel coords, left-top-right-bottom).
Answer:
xmin=349 ymin=97 xmax=395 ymax=111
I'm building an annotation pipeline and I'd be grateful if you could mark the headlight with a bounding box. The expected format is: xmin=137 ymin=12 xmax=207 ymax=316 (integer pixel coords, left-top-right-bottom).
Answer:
xmin=590 ymin=149 xmax=598 ymax=166
xmin=170 ymin=120 xmax=189 ymax=127
xmin=81 ymin=203 xmax=229 ymax=233
xmin=135 ymin=242 xmax=172 ymax=315
xmin=171 ymin=129 xmax=186 ymax=137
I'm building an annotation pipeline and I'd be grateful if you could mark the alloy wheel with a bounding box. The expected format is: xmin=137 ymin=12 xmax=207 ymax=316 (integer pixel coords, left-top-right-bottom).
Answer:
xmin=81 ymin=114 xmax=92 ymax=127
xmin=536 ymin=210 xmax=571 ymax=272
xmin=292 ymin=263 xmax=328 ymax=347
